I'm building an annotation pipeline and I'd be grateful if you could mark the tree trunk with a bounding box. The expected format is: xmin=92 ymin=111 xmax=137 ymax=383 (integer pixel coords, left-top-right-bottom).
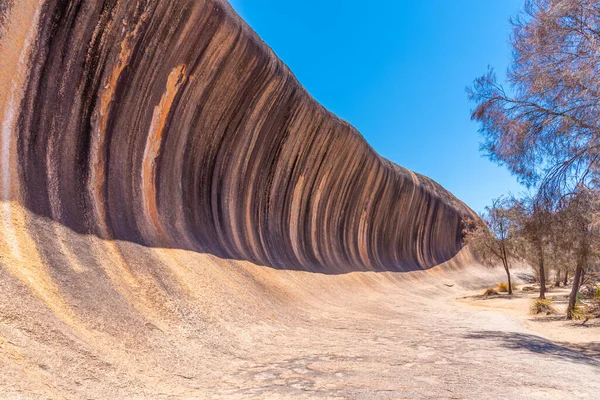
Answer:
xmin=539 ymin=265 xmax=546 ymax=299
xmin=555 ymin=269 xmax=561 ymax=287
xmin=538 ymin=245 xmax=546 ymax=300
xmin=506 ymin=266 xmax=513 ymax=295
xmin=580 ymin=267 xmax=586 ymax=286
xmin=563 ymin=269 xmax=569 ymax=286
xmin=567 ymin=262 xmax=584 ymax=319
xmin=502 ymin=260 xmax=513 ymax=295
xmin=501 ymin=247 xmax=512 ymax=295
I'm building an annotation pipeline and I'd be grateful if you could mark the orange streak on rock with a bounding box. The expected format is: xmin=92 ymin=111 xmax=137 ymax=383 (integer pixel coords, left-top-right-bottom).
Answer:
xmin=89 ymin=7 xmax=149 ymax=237
xmin=141 ymin=65 xmax=188 ymax=243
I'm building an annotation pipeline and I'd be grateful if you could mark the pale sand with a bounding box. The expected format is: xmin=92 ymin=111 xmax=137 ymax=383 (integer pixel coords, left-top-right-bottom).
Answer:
xmin=458 ymin=283 xmax=600 ymax=358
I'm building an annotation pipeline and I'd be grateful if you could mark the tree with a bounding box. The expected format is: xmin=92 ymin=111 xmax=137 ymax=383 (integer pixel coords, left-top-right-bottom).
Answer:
xmin=468 ymin=0 xmax=600 ymax=203
xmin=558 ymin=188 xmax=600 ymax=319
xmin=512 ymin=196 xmax=553 ymax=299
xmin=463 ymin=198 xmax=519 ymax=294
xmin=547 ymin=208 xmax=577 ymax=288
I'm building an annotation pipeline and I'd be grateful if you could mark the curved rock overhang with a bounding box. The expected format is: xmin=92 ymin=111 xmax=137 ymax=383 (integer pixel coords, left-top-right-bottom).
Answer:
xmin=0 ymin=0 xmax=474 ymax=274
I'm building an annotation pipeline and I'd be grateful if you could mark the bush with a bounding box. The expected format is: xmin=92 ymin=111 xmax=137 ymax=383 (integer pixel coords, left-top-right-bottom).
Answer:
xmin=595 ymin=286 xmax=600 ymax=300
xmin=569 ymin=302 xmax=586 ymax=320
xmin=587 ymin=299 xmax=600 ymax=319
xmin=496 ymin=282 xmax=515 ymax=293
xmin=530 ymin=299 xmax=556 ymax=315
xmin=580 ymin=285 xmax=597 ymax=299
xmin=483 ymin=288 xmax=499 ymax=296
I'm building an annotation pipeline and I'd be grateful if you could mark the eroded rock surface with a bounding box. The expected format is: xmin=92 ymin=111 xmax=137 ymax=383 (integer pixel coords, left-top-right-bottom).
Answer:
xmin=1 ymin=0 xmax=471 ymax=274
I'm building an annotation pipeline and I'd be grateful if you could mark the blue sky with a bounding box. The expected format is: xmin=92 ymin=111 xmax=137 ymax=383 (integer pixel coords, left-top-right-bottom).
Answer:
xmin=228 ymin=0 xmax=525 ymax=213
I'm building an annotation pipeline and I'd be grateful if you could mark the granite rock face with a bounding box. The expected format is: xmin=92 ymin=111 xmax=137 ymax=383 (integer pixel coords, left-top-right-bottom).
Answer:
xmin=0 ymin=0 xmax=472 ymax=273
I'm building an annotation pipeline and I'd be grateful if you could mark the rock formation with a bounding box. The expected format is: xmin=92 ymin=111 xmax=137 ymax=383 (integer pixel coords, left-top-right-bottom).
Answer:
xmin=0 ymin=0 xmax=472 ymax=275
xmin=0 ymin=1 xmax=504 ymax=398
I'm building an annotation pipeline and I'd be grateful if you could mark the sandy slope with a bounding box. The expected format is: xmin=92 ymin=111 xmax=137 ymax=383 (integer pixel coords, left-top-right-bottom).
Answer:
xmin=0 ymin=205 xmax=598 ymax=399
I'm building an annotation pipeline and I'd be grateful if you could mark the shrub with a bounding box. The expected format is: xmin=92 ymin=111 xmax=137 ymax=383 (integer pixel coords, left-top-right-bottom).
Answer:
xmin=497 ymin=283 xmax=509 ymax=292
xmin=530 ymin=299 xmax=556 ymax=315
xmin=595 ymin=286 xmax=600 ymax=300
xmin=483 ymin=288 xmax=499 ymax=296
xmin=496 ymin=282 xmax=515 ymax=293
xmin=581 ymin=285 xmax=597 ymax=299
xmin=569 ymin=302 xmax=586 ymax=320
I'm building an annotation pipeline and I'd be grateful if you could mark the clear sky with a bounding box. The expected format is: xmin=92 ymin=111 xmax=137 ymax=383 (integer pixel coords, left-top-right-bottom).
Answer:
xmin=228 ymin=0 xmax=525 ymax=213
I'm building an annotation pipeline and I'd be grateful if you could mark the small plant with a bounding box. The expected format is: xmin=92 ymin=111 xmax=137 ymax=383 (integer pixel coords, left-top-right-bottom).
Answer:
xmin=483 ymin=288 xmax=499 ymax=297
xmin=496 ymin=283 xmax=509 ymax=292
xmin=595 ymin=286 xmax=600 ymax=300
xmin=569 ymin=302 xmax=586 ymax=320
xmin=530 ymin=298 xmax=556 ymax=315
xmin=496 ymin=282 xmax=515 ymax=293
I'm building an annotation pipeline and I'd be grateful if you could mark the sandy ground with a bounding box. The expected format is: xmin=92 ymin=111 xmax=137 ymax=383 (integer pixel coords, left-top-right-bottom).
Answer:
xmin=0 ymin=206 xmax=599 ymax=399
xmin=2 ymin=262 xmax=600 ymax=399
xmin=211 ymin=283 xmax=600 ymax=400
xmin=458 ymin=283 xmax=600 ymax=358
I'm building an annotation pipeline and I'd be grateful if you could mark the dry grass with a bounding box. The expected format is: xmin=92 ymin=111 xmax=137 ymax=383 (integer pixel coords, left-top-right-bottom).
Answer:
xmin=483 ymin=288 xmax=499 ymax=296
xmin=586 ymin=300 xmax=600 ymax=320
xmin=496 ymin=282 xmax=516 ymax=293
xmin=530 ymin=298 xmax=556 ymax=315
xmin=569 ymin=303 xmax=586 ymax=320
